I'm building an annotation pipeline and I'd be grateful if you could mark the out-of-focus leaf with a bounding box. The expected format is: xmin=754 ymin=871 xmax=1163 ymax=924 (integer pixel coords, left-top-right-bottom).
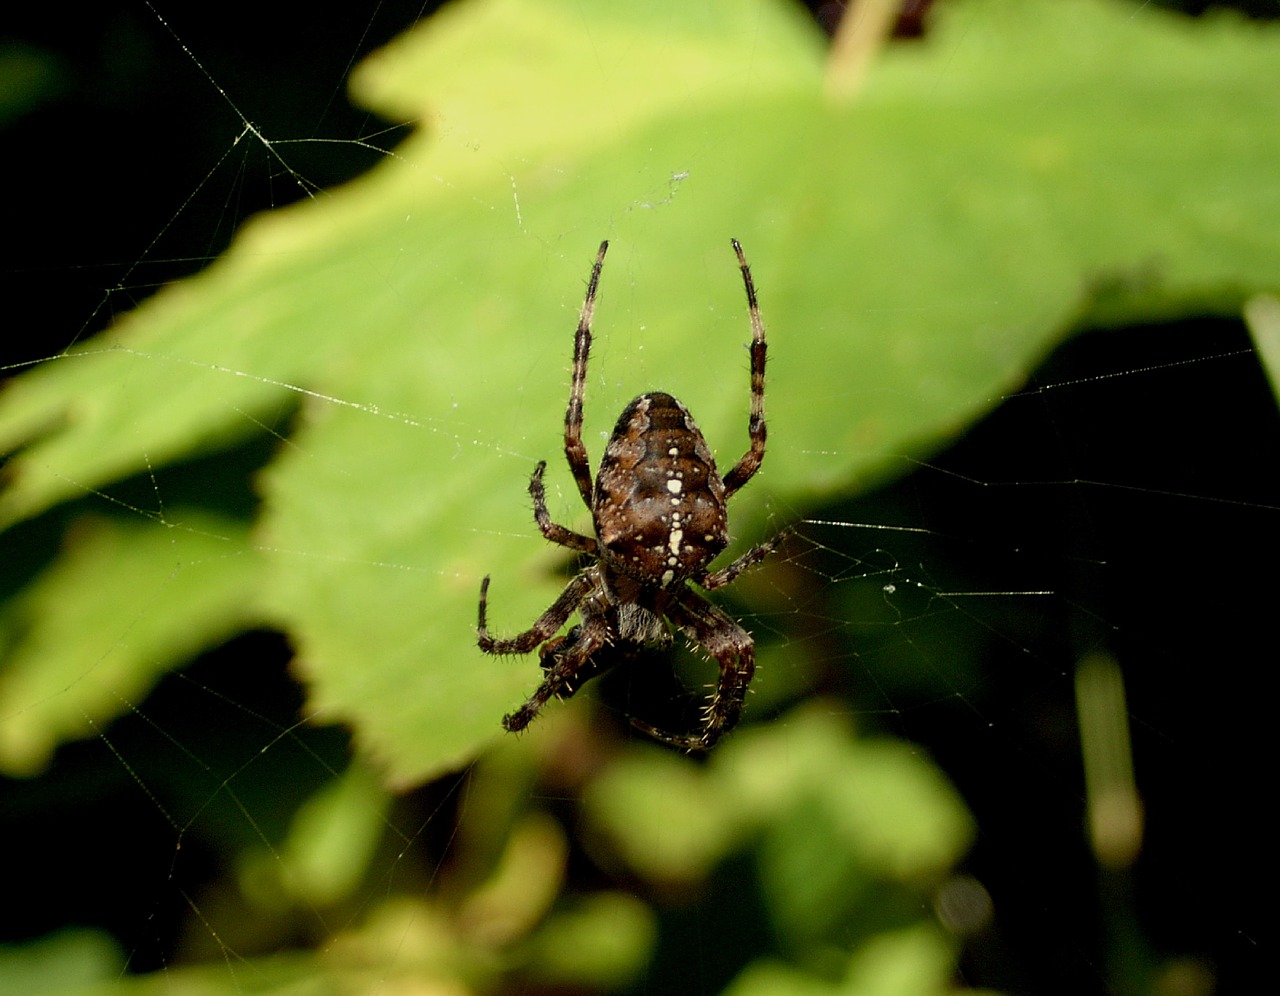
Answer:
xmin=583 ymin=746 xmax=745 ymax=884
xmin=522 ymin=892 xmax=657 ymax=991
xmin=0 ymin=929 xmax=123 ymax=995
xmin=724 ymin=924 xmax=967 ymax=996
xmin=238 ymin=760 xmax=390 ymax=910
xmin=0 ymin=511 xmax=259 ymax=774
xmin=1245 ymin=293 xmax=1280 ymax=405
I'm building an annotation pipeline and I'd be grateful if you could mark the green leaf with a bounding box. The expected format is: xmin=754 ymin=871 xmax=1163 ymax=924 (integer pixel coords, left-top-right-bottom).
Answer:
xmin=724 ymin=706 xmax=973 ymax=948
xmin=0 ymin=512 xmax=260 ymax=774
xmin=1245 ymin=293 xmax=1280 ymax=405
xmin=1 ymin=0 xmax=1278 ymax=782
xmin=723 ymin=925 xmax=966 ymax=996
xmin=238 ymin=760 xmax=391 ymax=910
xmin=583 ymin=746 xmax=746 ymax=884
xmin=0 ymin=929 xmax=123 ymax=995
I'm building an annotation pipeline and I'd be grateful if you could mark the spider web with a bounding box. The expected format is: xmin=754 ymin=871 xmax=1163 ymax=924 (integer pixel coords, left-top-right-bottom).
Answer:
xmin=0 ymin=2 xmax=1272 ymax=994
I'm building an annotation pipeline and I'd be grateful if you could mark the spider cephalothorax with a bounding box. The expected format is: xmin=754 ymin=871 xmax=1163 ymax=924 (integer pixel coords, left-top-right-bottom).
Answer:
xmin=477 ymin=240 xmax=783 ymax=750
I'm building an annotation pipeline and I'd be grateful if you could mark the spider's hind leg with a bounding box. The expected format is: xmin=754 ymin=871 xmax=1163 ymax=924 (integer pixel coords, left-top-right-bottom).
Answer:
xmin=629 ymin=587 xmax=756 ymax=751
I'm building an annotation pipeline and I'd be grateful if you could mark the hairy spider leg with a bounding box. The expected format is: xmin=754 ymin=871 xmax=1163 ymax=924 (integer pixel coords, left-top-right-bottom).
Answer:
xmin=535 ymin=626 xmax=616 ymax=701
xmin=563 ymin=240 xmax=610 ymax=511
xmin=528 ymin=460 xmax=597 ymax=555
xmin=630 ymin=586 xmax=756 ymax=751
xmin=721 ymin=238 xmax=769 ymax=499
xmin=502 ymin=596 xmax=612 ymax=732
xmin=697 ymin=528 xmax=789 ymax=591
xmin=477 ymin=571 xmax=598 ymax=655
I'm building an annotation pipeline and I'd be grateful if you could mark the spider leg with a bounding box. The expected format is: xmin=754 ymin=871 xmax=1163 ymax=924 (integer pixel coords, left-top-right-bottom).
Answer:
xmin=503 ymin=612 xmax=610 ymax=733
xmin=477 ymin=569 xmax=598 ymax=655
xmin=630 ymin=587 xmax=755 ymax=751
xmin=722 ymin=239 xmax=769 ymax=500
xmin=563 ymin=241 xmax=610 ymax=511
xmin=696 ymin=527 xmax=790 ymax=591
xmin=529 ymin=461 xmax=597 ymax=555
xmin=536 ymin=627 xmax=591 ymax=699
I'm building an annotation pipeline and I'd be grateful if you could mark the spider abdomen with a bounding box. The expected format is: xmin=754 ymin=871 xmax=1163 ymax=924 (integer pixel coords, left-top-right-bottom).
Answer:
xmin=593 ymin=392 xmax=729 ymax=586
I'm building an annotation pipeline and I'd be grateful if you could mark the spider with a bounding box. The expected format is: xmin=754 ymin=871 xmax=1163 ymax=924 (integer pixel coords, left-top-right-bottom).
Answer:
xmin=477 ymin=239 xmax=784 ymax=750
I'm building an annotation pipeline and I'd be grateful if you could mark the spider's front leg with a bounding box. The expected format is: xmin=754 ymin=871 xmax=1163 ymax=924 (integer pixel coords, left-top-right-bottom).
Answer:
xmin=535 ymin=624 xmax=616 ymax=702
xmin=503 ymin=613 xmax=610 ymax=733
xmin=477 ymin=570 xmax=597 ymax=655
xmin=631 ymin=587 xmax=757 ymax=751
xmin=721 ymin=238 xmax=769 ymax=500
xmin=562 ymin=240 xmax=610 ymax=511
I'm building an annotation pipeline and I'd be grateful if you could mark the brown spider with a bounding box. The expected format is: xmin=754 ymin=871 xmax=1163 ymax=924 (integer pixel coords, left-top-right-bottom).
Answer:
xmin=478 ymin=239 xmax=783 ymax=750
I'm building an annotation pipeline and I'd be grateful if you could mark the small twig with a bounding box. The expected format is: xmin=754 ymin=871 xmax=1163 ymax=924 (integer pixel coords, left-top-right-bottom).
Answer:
xmin=824 ymin=0 xmax=900 ymax=104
